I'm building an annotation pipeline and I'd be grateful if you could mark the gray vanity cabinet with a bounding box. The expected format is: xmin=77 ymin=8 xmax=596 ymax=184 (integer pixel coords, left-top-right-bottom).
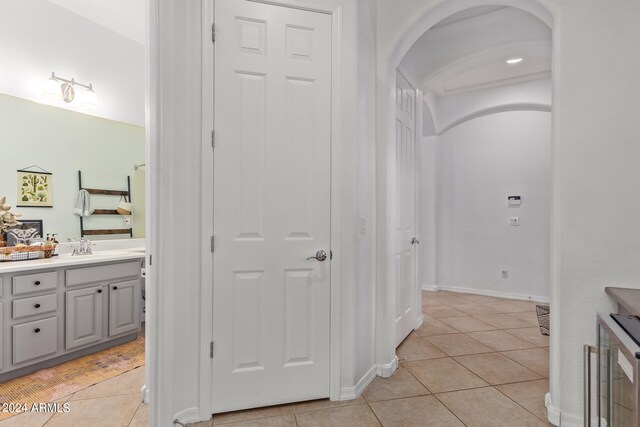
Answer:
xmin=108 ymin=279 xmax=140 ymax=337
xmin=65 ymin=286 xmax=104 ymax=350
xmin=0 ymin=258 xmax=143 ymax=382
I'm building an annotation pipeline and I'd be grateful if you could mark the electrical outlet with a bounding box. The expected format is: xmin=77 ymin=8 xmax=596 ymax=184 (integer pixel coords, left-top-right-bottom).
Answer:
xmin=509 ymin=217 xmax=519 ymax=226
xmin=501 ymin=270 xmax=508 ymax=279
xmin=124 ymin=215 xmax=132 ymax=228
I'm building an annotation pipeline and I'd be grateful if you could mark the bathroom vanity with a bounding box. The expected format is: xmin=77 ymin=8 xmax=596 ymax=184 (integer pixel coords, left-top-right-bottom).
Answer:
xmin=0 ymin=251 xmax=144 ymax=382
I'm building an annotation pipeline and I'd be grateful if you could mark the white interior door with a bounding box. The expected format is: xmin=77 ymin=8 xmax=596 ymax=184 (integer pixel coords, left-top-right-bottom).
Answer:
xmin=213 ymin=0 xmax=332 ymax=413
xmin=394 ymin=70 xmax=417 ymax=347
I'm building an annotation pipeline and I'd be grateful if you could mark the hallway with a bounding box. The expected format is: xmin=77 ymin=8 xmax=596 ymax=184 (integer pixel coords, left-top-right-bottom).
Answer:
xmin=194 ymin=291 xmax=549 ymax=426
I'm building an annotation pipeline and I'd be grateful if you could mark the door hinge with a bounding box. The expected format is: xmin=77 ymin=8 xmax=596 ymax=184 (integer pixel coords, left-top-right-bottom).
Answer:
xmin=330 ymin=250 xmax=333 ymax=260
xmin=211 ymin=236 xmax=215 ymax=252
xmin=211 ymin=130 xmax=215 ymax=149
xmin=212 ymin=23 xmax=215 ymax=43
xmin=149 ymin=254 xmax=152 ymax=266
xmin=210 ymin=341 xmax=214 ymax=358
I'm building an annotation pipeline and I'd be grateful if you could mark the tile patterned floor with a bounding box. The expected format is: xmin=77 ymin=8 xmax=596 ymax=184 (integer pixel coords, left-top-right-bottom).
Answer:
xmin=199 ymin=291 xmax=550 ymax=427
xmin=0 ymin=366 xmax=147 ymax=427
xmin=0 ymin=291 xmax=549 ymax=426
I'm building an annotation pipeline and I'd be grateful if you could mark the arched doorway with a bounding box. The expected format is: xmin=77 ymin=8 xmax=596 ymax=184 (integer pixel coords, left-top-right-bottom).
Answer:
xmin=375 ymin=0 xmax=557 ymax=423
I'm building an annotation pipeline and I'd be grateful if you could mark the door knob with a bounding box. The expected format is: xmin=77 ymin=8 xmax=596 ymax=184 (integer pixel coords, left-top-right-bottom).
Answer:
xmin=306 ymin=250 xmax=328 ymax=262
xmin=411 ymin=237 xmax=420 ymax=245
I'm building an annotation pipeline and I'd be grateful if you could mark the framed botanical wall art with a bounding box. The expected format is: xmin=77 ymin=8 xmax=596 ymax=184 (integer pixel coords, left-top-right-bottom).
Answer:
xmin=16 ymin=168 xmax=53 ymax=207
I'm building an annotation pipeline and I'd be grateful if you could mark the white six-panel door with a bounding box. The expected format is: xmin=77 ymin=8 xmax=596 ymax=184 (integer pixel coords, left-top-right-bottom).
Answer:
xmin=394 ymin=70 xmax=417 ymax=347
xmin=213 ymin=0 xmax=332 ymax=413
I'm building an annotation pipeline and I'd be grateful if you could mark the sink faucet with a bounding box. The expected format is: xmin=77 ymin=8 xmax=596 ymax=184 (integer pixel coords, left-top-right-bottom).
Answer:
xmin=70 ymin=238 xmax=93 ymax=256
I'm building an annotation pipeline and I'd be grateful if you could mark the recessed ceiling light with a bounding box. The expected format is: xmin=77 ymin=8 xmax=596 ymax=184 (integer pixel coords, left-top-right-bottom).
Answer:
xmin=506 ymin=57 xmax=524 ymax=65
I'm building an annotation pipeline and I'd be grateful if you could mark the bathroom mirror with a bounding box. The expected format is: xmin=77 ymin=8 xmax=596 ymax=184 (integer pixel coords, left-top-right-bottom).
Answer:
xmin=0 ymin=13 xmax=146 ymax=243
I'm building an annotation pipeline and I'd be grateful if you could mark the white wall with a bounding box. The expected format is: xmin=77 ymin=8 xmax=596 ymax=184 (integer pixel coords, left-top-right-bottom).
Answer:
xmin=0 ymin=93 xmax=145 ymax=241
xmin=0 ymin=0 xmax=145 ymax=126
xmin=376 ymin=1 xmax=640 ymax=425
xmin=436 ymin=109 xmax=551 ymax=300
xmin=354 ymin=0 xmax=377 ymax=386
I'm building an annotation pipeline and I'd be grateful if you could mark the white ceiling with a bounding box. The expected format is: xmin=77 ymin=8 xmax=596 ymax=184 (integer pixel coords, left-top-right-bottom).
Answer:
xmin=400 ymin=6 xmax=551 ymax=97
xmin=47 ymin=0 xmax=146 ymax=45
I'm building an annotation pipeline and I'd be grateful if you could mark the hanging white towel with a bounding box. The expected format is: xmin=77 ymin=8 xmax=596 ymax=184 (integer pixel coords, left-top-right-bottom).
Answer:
xmin=73 ymin=189 xmax=93 ymax=217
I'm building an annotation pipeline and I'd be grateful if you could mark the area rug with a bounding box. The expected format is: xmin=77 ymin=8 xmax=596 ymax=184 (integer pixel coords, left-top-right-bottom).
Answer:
xmin=0 ymin=336 xmax=145 ymax=420
xmin=536 ymin=304 xmax=550 ymax=336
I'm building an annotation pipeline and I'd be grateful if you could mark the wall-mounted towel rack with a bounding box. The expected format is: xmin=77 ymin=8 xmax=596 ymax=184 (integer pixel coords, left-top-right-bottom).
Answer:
xmin=78 ymin=171 xmax=133 ymax=238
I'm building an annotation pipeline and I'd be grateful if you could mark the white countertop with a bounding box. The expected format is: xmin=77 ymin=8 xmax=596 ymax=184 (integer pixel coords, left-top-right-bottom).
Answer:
xmin=0 ymin=249 xmax=146 ymax=274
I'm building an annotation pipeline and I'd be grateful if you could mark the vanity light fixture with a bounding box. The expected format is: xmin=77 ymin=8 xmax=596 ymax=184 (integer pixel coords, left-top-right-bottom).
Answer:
xmin=43 ymin=72 xmax=99 ymax=108
xmin=506 ymin=57 xmax=524 ymax=65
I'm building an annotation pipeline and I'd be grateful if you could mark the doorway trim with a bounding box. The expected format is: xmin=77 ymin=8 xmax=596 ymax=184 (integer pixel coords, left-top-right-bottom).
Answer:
xmin=202 ymin=0 xmax=348 ymax=418
xmin=375 ymin=0 xmax=558 ymax=419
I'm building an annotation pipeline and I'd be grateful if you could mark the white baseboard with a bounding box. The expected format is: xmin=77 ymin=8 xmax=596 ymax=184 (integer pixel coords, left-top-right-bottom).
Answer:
xmin=376 ymin=356 xmax=398 ymax=378
xmin=545 ymin=393 xmax=560 ymax=426
xmin=414 ymin=313 xmax=424 ymax=330
xmin=422 ymin=284 xmax=549 ymax=303
xmin=340 ymin=365 xmax=377 ymax=400
xmin=141 ymin=384 xmax=149 ymax=404
xmin=173 ymin=407 xmax=203 ymax=425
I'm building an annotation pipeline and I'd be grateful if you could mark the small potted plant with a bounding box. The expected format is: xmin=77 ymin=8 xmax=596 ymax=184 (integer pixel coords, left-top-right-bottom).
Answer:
xmin=0 ymin=196 xmax=22 ymax=247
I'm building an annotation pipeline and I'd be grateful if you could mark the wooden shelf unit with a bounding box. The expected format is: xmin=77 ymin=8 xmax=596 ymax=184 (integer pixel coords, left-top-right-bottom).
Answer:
xmin=78 ymin=171 xmax=133 ymax=238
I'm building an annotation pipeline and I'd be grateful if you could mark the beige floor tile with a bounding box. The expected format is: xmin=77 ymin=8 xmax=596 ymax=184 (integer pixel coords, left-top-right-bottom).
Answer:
xmin=369 ymin=395 xmax=465 ymax=427
xmin=439 ymin=316 xmax=497 ymax=332
xmin=501 ymin=348 xmax=549 ymax=377
xmin=414 ymin=317 xmax=458 ymax=336
xmin=473 ymin=314 xmax=532 ymax=329
xmin=465 ymin=330 xmax=538 ymax=351
xmin=459 ymin=294 xmax=505 ymax=303
xmin=430 ymin=293 xmax=475 ymax=305
xmin=292 ymin=397 xmax=365 ymax=413
xmin=496 ymin=379 xmax=549 ymax=421
xmin=362 ymin=367 xmax=429 ymax=402
xmin=507 ymin=311 xmax=543 ymax=326
xmin=213 ymin=405 xmax=293 ymax=425
xmin=405 ymin=358 xmax=487 ymax=393
xmin=46 ymin=394 xmax=141 ymax=427
xmin=437 ymin=387 xmax=547 ymax=427
xmin=0 ymin=396 xmax=71 ymax=427
xmin=397 ymin=334 xmax=448 ymax=361
xmin=295 ymin=404 xmax=380 ymax=427
xmin=479 ymin=301 xmax=531 ymax=313
xmin=422 ymin=297 xmax=444 ymax=307
xmin=454 ymin=353 xmax=542 ymax=385
xmin=128 ymin=402 xmax=149 ymax=427
xmin=448 ymin=303 xmax=500 ymax=315
xmin=215 ymin=415 xmax=296 ymax=427
xmin=69 ymin=367 xmax=145 ymax=401
xmin=423 ymin=306 xmax=466 ymax=319
xmin=425 ymin=334 xmax=493 ymax=356
xmin=506 ymin=327 xmax=550 ymax=347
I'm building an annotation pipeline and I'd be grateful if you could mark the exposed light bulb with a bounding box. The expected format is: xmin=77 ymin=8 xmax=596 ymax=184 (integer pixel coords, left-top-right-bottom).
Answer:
xmin=506 ymin=57 xmax=524 ymax=65
xmin=81 ymin=85 xmax=99 ymax=109
xmin=42 ymin=77 xmax=63 ymax=101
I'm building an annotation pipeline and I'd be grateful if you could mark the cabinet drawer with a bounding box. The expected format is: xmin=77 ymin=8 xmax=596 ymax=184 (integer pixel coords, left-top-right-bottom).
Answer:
xmin=13 ymin=272 xmax=57 ymax=296
xmin=66 ymin=262 xmax=140 ymax=287
xmin=13 ymin=316 xmax=58 ymax=364
xmin=13 ymin=294 xmax=58 ymax=320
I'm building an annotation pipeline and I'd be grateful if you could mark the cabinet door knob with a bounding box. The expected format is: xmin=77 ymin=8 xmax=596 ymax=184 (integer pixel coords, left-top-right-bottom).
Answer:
xmin=97 ymin=289 xmax=103 ymax=294
xmin=34 ymin=304 xmax=41 ymax=308
xmin=34 ymin=328 xmax=41 ymax=333
xmin=113 ymin=286 xmax=118 ymax=290
xmin=34 ymin=281 xmax=41 ymax=286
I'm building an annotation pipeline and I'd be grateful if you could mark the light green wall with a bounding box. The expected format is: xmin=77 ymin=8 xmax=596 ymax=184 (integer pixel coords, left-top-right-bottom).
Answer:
xmin=0 ymin=93 xmax=145 ymax=241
